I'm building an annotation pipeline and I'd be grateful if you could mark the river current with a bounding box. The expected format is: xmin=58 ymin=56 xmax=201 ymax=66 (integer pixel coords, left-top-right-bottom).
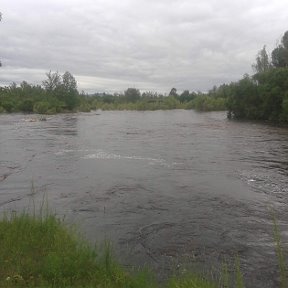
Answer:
xmin=1 ymin=110 xmax=288 ymax=287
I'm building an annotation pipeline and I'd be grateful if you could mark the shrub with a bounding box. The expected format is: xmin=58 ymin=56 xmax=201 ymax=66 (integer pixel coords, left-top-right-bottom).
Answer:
xmin=33 ymin=101 xmax=51 ymax=114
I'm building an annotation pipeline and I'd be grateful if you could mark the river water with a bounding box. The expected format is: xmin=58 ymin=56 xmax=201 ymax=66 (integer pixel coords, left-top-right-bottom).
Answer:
xmin=1 ymin=110 xmax=288 ymax=287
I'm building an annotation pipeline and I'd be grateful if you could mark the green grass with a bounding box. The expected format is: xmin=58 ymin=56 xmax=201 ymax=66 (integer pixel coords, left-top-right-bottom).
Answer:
xmin=2 ymin=201 xmax=288 ymax=287
xmin=273 ymin=216 xmax=288 ymax=288
xmin=168 ymin=274 xmax=218 ymax=288
xmin=0 ymin=211 xmax=221 ymax=288
xmin=0 ymin=212 xmax=157 ymax=287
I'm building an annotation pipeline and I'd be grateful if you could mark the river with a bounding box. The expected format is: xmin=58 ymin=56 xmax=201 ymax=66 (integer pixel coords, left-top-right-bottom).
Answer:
xmin=1 ymin=110 xmax=288 ymax=287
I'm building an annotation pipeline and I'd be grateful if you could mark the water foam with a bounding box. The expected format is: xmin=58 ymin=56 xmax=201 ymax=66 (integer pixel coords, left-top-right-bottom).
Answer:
xmin=82 ymin=150 xmax=171 ymax=167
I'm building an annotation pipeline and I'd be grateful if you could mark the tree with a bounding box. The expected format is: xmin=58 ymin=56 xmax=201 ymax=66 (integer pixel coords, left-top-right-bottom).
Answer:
xmin=42 ymin=71 xmax=79 ymax=110
xmin=124 ymin=88 xmax=140 ymax=102
xmin=179 ymin=90 xmax=190 ymax=103
xmin=271 ymin=31 xmax=288 ymax=68
xmin=142 ymin=91 xmax=158 ymax=99
xmin=61 ymin=71 xmax=79 ymax=109
xmin=0 ymin=12 xmax=2 ymax=67
xmin=252 ymin=46 xmax=271 ymax=73
xmin=272 ymin=46 xmax=287 ymax=68
xmin=281 ymin=31 xmax=288 ymax=49
xmin=42 ymin=71 xmax=62 ymax=92
xmin=62 ymin=71 xmax=77 ymax=94
xmin=169 ymin=88 xmax=178 ymax=97
xmin=226 ymin=75 xmax=260 ymax=119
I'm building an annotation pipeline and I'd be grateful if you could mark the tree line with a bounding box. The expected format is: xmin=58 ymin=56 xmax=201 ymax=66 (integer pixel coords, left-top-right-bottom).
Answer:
xmin=0 ymin=72 xmax=227 ymax=114
xmin=80 ymin=87 xmax=226 ymax=112
xmin=224 ymin=30 xmax=288 ymax=122
xmin=1 ymin=30 xmax=287 ymax=119
xmin=0 ymin=71 xmax=79 ymax=114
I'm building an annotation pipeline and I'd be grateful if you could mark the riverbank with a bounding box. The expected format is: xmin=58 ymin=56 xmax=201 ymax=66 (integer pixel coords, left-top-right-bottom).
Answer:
xmin=0 ymin=211 xmax=220 ymax=288
xmin=2 ymin=210 xmax=286 ymax=288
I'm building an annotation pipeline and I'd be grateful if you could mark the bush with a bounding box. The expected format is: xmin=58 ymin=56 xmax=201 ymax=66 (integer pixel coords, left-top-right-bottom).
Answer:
xmin=18 ymin=99 xmax=34 ymax=112
xmin=33 ymin=101 xmax=51 ymax=114
xmin=1 ymin=100 xmax=16 ymax=113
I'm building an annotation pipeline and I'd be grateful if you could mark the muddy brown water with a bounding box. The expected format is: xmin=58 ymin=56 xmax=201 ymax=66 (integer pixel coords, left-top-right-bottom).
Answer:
xmin=1 ymin=110 xmax=288 ymax=287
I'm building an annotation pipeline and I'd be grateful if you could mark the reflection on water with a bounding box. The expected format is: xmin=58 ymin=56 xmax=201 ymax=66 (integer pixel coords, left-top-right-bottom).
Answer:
xmin=1 ymin=111 xmax=288 ymax=287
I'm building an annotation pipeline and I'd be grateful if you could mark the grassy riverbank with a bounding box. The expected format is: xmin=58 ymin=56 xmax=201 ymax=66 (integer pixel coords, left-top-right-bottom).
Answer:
xmin=0 ymin=211 xmax=220 ymax=288
xmin=1 ymin=209 xmax=287 ymax=287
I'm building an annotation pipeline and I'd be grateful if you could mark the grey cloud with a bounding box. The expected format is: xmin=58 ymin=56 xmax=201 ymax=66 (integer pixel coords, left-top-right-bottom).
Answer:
xmin=0 ymin=0 xmax=287 ymax=93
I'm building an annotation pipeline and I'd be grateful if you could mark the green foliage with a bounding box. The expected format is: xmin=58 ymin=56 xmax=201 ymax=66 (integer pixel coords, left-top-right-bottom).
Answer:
xmin=0 ymin=71 xmax=80 ymax=114
xmin=188 ymin=95 xmax=227 ymax=112
xmin=1 ymin=99 xmax=16 ymax=112
xmin=3 ymin=206 xmax=288 ymax=288
xmin=33 ymin=101 xmax=51 ymax=114
xmin=179 ymin=90 xmax=196 ymax=103
xmin=169 ymin=88 xmax=178 ymax=98
xmin=235 ymin=256 xmax=244 ymax=288
xmin=0 ymin=69 xmax=228 ymax=114
xmin=42 ymin=71 xmax=62 ymax=92
xmin=18 ymin=99 xmax=34 ymax=112
xmin=252 ymin=46 xmax=271 ymax=73
xmin=227 ymin=68 xmax=288 ymax=122
xmin=224 ymin=30 xmax=288 ymax=122
xmin=226 ymin=75 xmax=260 ymax=119
xmin=124 ymin=88 xmax=141 ymax=103
xmin=271 ymin=31 xmax=288 ymax=68
xmin=163 ymin=96 xmax=181 ymax=109
xmin=0 ymin=212 xmax=158 ymax=288
xmin=1 ymin=30 xmax=288 ymax=117
xmin=272 ymin=46 xmax=288 ymax=68
xmin=82 ymin=88 xmax=228 ymax=112
xmin=42 ymin=71 xmax=79 ymax=110
xmin=78 ymin=102 xmax=92 ymax=112
xmin=168 ymin=275 xmax=218 ymax=288
xmin=273 ymin=216 xmax=288 ymax=288
xmin=221 ymin=262 xmax=230 ymax=288
xmin=280 ymin=92 xmax=288 ymax=122
xmin=0 ymin=210 xmax=224 ymax=288
xmin=60 ymin=71 xmax=79 ymax=110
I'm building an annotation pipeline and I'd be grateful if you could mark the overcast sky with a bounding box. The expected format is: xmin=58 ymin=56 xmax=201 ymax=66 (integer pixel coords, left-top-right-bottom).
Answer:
xmin=0 ymin=0 xmax=287 ymax=93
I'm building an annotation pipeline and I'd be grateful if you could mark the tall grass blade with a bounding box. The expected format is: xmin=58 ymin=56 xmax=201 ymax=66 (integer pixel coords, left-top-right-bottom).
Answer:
xmin=235 ymin=255 xmax=244 ymax=288
xmin=273 ymin=215 xmax=288 ymax=288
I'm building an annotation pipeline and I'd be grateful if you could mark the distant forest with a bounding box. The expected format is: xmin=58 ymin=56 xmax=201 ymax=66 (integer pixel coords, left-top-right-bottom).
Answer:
xmin=0 ymin=30 xmax=288 ymax=123
xmin=0 ymin=71 xmax=226 ymax=114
